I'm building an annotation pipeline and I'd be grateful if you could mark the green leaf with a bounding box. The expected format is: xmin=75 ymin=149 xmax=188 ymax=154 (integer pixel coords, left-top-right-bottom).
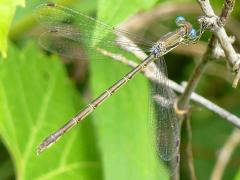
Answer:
xmin=236 ymin=171 xmax=240 ymax=180
xmin=0 ymin=0 xmax=25 ymax=58
xmin=97 ymin=0 xmax=156 ymax=24
xmin=90 ymin=0 xmax=168 ymax=179
xmin=93 ymin=0 xmax=157 ymax=43
xmin=0 ymin=43 xmax=102 ymax=179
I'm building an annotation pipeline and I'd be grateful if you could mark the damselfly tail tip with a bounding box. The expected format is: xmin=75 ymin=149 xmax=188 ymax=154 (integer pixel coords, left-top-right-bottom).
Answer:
xmin=36 ymin=149 xmax=41 ymax=156
xmin=36 ymin=143 xmax=45 ymax=155
xmin=36 ymin=138 xmax=52 ymax=155
xmin=36 ymin=134 xmax=57 ymax=155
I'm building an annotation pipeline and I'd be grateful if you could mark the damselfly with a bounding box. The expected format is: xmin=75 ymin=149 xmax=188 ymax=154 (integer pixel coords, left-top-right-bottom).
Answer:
xmin=35 ymin=2 xmax=201 ymax=170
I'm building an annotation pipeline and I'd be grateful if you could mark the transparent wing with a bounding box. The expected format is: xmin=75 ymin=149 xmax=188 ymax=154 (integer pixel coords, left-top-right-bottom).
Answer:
xmin=152 ymin=57 xmax=179 ymax=160
xmin=149 ymin=56 xmax=180 ymax=175
xmin=152 ymin=57 xmax=180 ymax=160
xmin=164 ymin=154 xmax=180 ymax=176
xmin=35 ymin=3 xmax=154 ymax=59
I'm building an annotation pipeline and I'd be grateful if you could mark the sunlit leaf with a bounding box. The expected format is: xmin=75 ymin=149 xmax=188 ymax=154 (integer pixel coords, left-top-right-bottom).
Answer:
xmin=0 ymin=43 xmax=102 ymax=179
xmin=0 ymin=0 xmax=25 ymax=58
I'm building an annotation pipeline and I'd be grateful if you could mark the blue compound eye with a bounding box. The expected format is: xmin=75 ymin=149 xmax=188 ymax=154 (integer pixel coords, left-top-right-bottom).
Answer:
xmin=188 ymin=28 xmax=197 ymax=39
xmin=176 ymin=16 xmax=186 ymax=26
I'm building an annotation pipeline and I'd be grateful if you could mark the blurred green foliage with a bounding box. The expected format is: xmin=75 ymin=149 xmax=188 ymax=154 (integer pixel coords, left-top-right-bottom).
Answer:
xmin=0 ymin=0 xmax=240 ymax=180
xmin=0 ymin=43 xmax=102 ymax=179
xmin=0 ymin=0 xmax=24 ymax=58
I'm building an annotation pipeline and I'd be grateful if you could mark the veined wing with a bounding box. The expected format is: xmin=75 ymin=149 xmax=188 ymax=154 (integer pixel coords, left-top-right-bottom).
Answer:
xmin=149 ymin=56 xmax=180 ymax=174
xmin=35 ymin=3 xmax=154 ymax=59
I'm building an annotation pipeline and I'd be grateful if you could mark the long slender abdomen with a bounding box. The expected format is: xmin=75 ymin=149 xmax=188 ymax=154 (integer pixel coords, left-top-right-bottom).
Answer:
xmin=37 ymin=55 xmax=154 ymax=154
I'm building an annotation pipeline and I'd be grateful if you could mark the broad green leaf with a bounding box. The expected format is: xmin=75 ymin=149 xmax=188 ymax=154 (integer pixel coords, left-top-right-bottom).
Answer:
xmin=0 ymin=43 xmax=102 ymax=179
xmin=0 ymin=0 xmax=25 ymax=58
xmin=90 ymin=0 xmax=168 ymax=179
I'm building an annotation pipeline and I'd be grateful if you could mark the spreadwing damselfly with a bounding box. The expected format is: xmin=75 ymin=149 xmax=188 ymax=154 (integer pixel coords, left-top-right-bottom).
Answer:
xmin=35 ymin=2 xmax=202 ymax=172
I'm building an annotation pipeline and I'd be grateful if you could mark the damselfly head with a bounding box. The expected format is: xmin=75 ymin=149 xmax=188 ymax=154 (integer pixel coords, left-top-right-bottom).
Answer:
xmin=175 ymin=16 xmax=203 ymax=43
xmin=176 ymin=16 xmax=186 ymax=26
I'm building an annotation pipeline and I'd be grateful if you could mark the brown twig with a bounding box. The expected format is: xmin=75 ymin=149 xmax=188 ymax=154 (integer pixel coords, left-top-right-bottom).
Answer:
xmin=219 ymin=0 xmax=235 ymax=27
xmin=185 ymin=118 xmax=197 ymax=180
xmin=196 ymin=0 xmax=239 ymax=87
xmin=177 ymin=1 xmax=237 ymax=178
xmin=211 ymin=128 xmax=240 ymax=180
xmin=178 ymin=0 xmax=237 ymax=111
